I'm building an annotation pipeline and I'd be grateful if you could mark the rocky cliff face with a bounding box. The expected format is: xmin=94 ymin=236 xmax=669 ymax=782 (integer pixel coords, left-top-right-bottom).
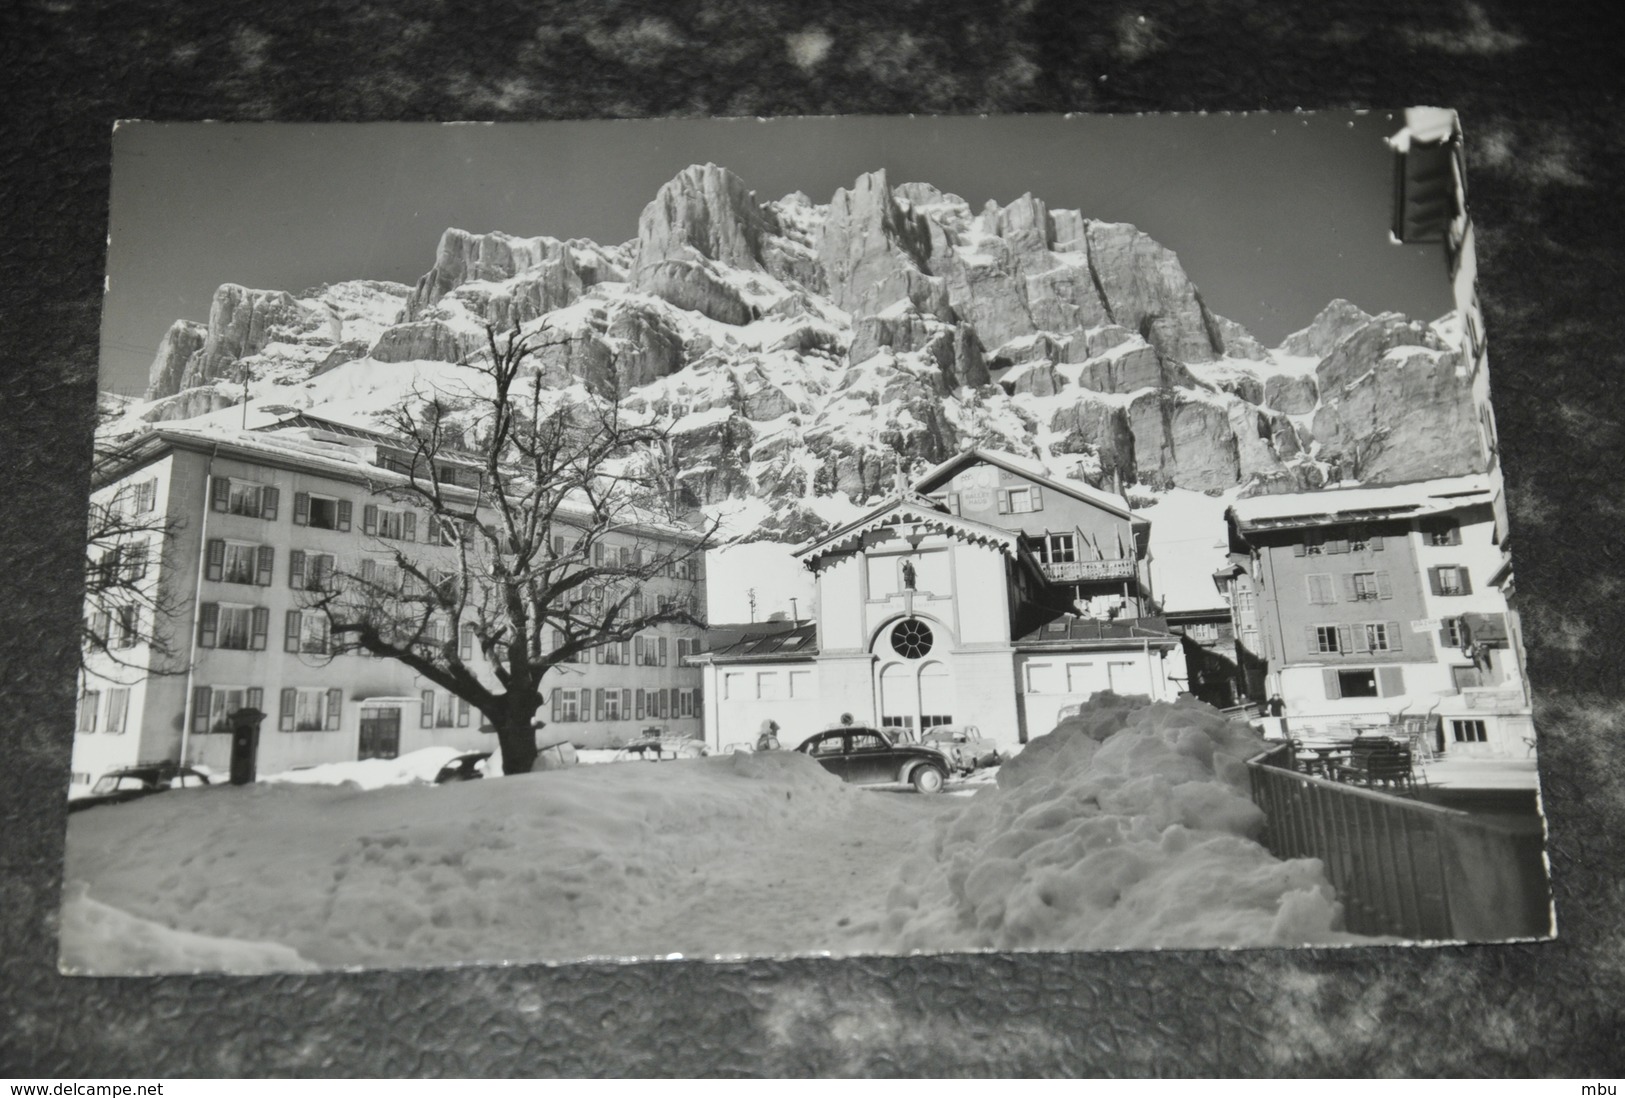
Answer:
xmin=120 ymin=164 xmax=1485 ymax=539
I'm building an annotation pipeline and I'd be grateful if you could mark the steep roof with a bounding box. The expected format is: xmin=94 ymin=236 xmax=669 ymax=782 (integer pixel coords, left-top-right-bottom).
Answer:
xmin=912 ymin=448 xmax=1141 ymax=523
xmin=695 ymin=620 xmax=819 ymax=663
xmin=793 ymin=492 xmax=1019 ymax=567
xmin=1012 ymin=608 xmax=1180 ymax=650
xmin=1228 ymin=474 xmax=1494 ymax=532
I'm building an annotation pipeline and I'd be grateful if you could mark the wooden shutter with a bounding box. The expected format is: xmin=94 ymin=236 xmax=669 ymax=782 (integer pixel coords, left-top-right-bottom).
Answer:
xmin=1387 ymin=621 xmax=1403 ymax=652
xmin=363 ymin=504 xmax=378 ymax=535
xmin=459 ymin=626 xmax=473 ymax=659
xmin=210 ymin=476 xmax=230 ymax=512
xmin=997 ymin=492 xmax=1010 ymax=514
xmin=250 ymin=607 xmax=269 ymax=650
xmin=337 ymin=499 xmax=353 ymax=532
xmin=90 ymin=610 xmax=110 ymax=643
xmin=1369 ymin=532 xmax=1383 ymax=552
xmin=247 ymin=687 xmax=264 ymax=712
xmin=1292 ymin=540 xmax=1306 ymax=558
xmin=192 ymin=686 xmax=213 ymax=733
xmin=421 ymin=691 xmax=435 ymax=728
xmin=361 ymin=558 xmax=376 ymax=582
xmin=284 ymin=610 xmax=302 ymax=652
xmin=256 ymin=545 xmax=275 ymax=585
xmin=262 ymin=486 xmax=280 ymax=521
xmin=1304 ymin=625 xmax=1319 ymax=653
xmin=551 ymin=689 xmax=562 ymax=722
xmin=325 ymin=688 xmax=343 ymax=730
xmin=633 ymin=636 xmax=644 ymax=665
xmin=694 ymin=681 xmax=703 ymax=710
xmin=205 ymin=538 xmax=225 ymax=581
xmin=1340 ymin=573 xmax=1357 ymax=601
xmin=1458 ymin=569 xmax=1473 ymax=594
xmin=1377 ymin=667 xmax=1405 ymax=697
xmin=1427 ymin=566 xmax=1442 ymax=596
xmin=288 ymin=550 xmax=306 ymax=589
xmin=457 ymin=699 xmax=470 ymax=727
xmin=1327 ymin=530 xmax=1347 ymax=554
xmin=595 ymin=688 xmax=605 ymax=721
xmin=403 ymin=512 xmax=417 ymax=541
xmin=198 ymin=603 xmax=219 ymax=647
xmin=595 ymin=644 xmax=604 ymax=664
xmin=636 ymin=689 xmax=645 ymax=719
xmin=1375 ymin=571 xmax=1393 ymax=599
xmin=293 ymin=492 xmax=310 ymax=525
xmin=621 ymin=688 xmax=631 ymax=719
xmin=1349 ymin=624 xmax=1369 ymax=654
xmin=279 ymin=688 xmax=296 ymax=731
xmin=659 ymin=637 xmax=668 ymax=666
xmin=1322 ymin=669 xmax=1342 ymax=699
xmin=1336 ymin=625 xmax=1352 ymax=654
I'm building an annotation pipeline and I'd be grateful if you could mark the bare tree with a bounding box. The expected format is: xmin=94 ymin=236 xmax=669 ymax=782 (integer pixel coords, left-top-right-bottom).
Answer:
xmin=308 ymin=324 xmax=716 ymax=774
xmin=81 ymin=407 xmax=188 ymax=681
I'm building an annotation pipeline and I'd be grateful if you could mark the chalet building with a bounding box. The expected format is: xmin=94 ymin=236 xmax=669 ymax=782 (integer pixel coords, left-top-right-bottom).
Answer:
xmin=73 ymin=413 xmax=704 ymax=789
xmin=1211 ymin=562 xmax=1269 ymax=703
xmin=693 ymin=450 xmax=1184 ymax=754
xmin=1226 ymin=473 xmax=1532 ymax=757
xmin=1162 ymin=605 xmax=1249 ymax=710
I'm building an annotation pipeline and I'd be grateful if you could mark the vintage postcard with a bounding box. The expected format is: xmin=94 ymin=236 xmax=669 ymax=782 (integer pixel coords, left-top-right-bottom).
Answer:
xmin=61 ymin=112 xmax=1549 ymax=973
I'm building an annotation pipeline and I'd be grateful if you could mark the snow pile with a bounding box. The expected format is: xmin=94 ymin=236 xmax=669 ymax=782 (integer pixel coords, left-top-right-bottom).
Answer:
xmin=261 ymin=746 xmax=468 ymax=790
xmin=62 ymin=750 xmax=864 ymax=972
xmin=59 ymin=884 xmax=319 ymax=975
xmin=881 ymin=694 xmax=1369 ymax=952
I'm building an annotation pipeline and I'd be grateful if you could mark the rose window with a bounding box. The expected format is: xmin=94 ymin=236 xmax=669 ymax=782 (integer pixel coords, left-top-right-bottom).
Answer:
xmin=890 ymin=619 xmax=934 ymax=659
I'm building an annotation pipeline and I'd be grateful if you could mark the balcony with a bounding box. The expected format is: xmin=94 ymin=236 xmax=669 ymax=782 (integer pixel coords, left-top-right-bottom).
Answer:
xmin=1040 ymin=558 xmax=1136 ymax=583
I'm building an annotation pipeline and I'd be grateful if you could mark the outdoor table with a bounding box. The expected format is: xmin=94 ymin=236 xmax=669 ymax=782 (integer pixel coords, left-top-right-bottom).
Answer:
xmin=1298 ymin=742 xmax=1354 ymax=778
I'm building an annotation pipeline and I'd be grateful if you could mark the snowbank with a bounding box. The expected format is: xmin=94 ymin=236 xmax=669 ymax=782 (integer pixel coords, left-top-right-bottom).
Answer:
xmin=59 ymin=884 xmax=319 ymax=975
xmin=261 ymin=746 xmax=468 ymax=790
xmin=881 ymin=694 xmax=1370 ymax=952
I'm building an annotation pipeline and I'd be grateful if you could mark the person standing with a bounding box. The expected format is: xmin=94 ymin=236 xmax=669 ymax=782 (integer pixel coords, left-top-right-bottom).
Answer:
xmin=756 ymin=719 xmax=781 ymax=751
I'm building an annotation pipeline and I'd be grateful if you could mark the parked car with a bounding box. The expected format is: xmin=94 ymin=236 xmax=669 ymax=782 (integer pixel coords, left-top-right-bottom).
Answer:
xmin=68 ymin=763 xmax=211 ymax=812
xmin=920 ymin=725 xmax=1001 ymax=774
xmin=433 ymin=751 xmax=492 ymax=783
xmin=794 ymin=726 xmax=952 ymax=793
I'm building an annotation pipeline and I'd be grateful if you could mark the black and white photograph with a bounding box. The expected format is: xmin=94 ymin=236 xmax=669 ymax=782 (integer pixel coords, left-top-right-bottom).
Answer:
xmin=60 ymin=111 xmax=1550 ymax=974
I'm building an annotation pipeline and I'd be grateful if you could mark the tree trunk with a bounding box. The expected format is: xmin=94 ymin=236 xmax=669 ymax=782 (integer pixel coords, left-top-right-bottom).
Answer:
xmin=494 ymin=716 xmax=539 ymax=775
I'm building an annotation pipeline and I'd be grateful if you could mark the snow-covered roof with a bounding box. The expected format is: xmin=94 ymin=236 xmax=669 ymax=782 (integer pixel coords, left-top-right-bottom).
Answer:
xmin=794 ymin=493 xmax=1018 ymax=566
xmin=912 ymin=448 xmax=1141 ymax=523
xmin=1229 ymin=474 xmax=1494 ymax=531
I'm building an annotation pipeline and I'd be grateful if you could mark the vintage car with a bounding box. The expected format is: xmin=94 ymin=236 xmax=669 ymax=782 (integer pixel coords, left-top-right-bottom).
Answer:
xmin=68 ymin=763 xmax=212 ymax=812
xmin=794 ymin=726 xmax=952 ymax=793
xmin=433 ymin=751 xmax=493 ymax=783
xmin=920 ymin=725 xmax=1002 ymax=774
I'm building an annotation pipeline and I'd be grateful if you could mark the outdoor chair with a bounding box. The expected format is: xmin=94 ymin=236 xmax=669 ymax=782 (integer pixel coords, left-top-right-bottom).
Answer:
xmin=1333 ymin=737 xmax=1419 ymax=794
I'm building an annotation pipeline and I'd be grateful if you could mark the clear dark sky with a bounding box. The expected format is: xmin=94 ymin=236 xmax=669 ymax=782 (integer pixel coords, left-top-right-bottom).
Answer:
xmin=101 ymin=112 xmax=1453 ymax=393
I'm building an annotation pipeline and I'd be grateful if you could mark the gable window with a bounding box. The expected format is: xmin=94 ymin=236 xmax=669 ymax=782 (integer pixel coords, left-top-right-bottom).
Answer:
xmin=999 ymin=486 xmax=1043 ymax=514
xmin=1306 ymin=574 xmax=1337 ymax=605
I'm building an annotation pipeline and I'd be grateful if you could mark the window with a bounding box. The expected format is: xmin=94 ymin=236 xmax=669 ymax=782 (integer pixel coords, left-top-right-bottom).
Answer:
xmin=604 ymin=690 xmax=622 ymax=721
xmin=757 ymin=672 xmax=782 ymax=700
xmin=809 ymin=734 xmax=845 ymax=757
xmin=364 ymin=505 xmax=416 ymax=541
xmin=202 ymin=604 xmax=268 ymax=651
xmin=1185 ymin=622 xmax=1219 ymax=642
xmin=1039 ymin=534 xmax=1077 ymax=565
xmin=288 ymin=551 xmax=335 ymax=591
xmin=722 ymin=673 xmax=744 ymax=701
xmin=115 ymin=606 xmax=139 ymax=649
xmin=211 ymin=478 xmax=279 ymax=520
xmin=1312 ymin=625 xmax=1341 ymax=654
xmin=679 ymin=689 xmax=695 ymax=718
xmin=1233 ymin=588 xmax=1257 ymax=612
xmin=284 ymin=611 xmax=330 ymax=655
xmin=206 ymin=540 xmax=273 ymax=586
xmin=1427 ymin=522 xmax=1462 ymax=547
xmin=890 ymin=619 xmax=934 ymax=659
xmin=77 ymin=689 xmax=100 ymax=733
xmin=304 ymin=494 xmax=347 ymax=531
xmin=788 ymin=670 xmax=811 ymax=699
xmin=1306 ymin=574 xmax=1337 ymax=605
xmin=1000 ymin=486 xmax=1042 ymax=514
xmin=196 ymin=685 xmax=264 ymax=734
xmin=1452 ymin=719 xmax=1488 ymax=743
xmin=1336 ymin=669 xmax=1379 ymax=698
xmin=121 ymin=542 xmax=149 ymax=583
xmin=1440 ymin=617 xmax=1465 ymax=648
xmin=132 ymin=479 xmax=158 ymax=514
xmin=1363 ymin=623 xmax=1392 ymax=652
xmin=554 ymin=689 xmax=580 ymax=723
xmin=849 ymin=732 xmax=885 ymax=751
xmin=419 ymin=690 xmax=456 ymax=729
xmin=1304 ymin=530 xmax=1326 ymax=555
xmin=1430 ymin=566 xmax=1471 ymax=596
xmin=102 ymin=691 xmax=130 ymax=734
xmin=282 ymin=687 xmax=342 ymax=732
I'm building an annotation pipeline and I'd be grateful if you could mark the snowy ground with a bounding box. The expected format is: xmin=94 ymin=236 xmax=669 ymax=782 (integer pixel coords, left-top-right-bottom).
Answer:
xmin=61 ymin=697 xmax=1381 ymax=974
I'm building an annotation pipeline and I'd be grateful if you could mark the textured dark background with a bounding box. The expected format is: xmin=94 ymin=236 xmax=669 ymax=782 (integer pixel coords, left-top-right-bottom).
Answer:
xmin=3 ymin=0 xmax=1623 ymax=1078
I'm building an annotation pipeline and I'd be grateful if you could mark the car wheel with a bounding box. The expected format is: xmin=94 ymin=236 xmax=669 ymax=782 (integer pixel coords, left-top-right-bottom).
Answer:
xmin=911 ymin=765 xmax=945 ymax=794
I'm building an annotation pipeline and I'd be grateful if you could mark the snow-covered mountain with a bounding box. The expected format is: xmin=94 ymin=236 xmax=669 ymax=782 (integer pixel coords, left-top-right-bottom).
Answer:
xmin=123 ymin=163 xmax=1484 ymax=544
